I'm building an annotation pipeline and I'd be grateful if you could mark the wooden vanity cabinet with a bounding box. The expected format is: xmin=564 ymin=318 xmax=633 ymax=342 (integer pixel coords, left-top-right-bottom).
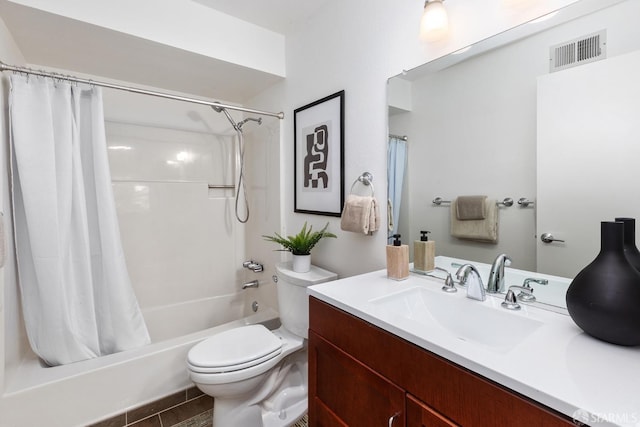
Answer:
xmin=308 ymin=297 xmax=574 ymax=427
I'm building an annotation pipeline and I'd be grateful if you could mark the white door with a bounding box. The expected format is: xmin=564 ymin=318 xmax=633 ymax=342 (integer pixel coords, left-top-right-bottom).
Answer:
xmin=537 ymin=49 xmax=640 ymax=278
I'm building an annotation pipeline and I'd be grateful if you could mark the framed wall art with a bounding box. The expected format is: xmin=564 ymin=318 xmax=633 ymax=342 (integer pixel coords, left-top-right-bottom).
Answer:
xmin=293 ymin=90 xmax=345 ymax=216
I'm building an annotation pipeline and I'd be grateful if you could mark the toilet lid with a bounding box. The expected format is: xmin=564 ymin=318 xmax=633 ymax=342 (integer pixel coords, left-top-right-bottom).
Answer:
xmin=187 ymin=324 xmax=282 ymax=373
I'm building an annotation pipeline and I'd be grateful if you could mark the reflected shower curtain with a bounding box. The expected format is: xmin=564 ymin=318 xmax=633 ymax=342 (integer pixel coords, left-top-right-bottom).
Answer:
xmin=9 ymin=75 xmax=150 ymax=366
xmin=387 ymin=136 xmax=407 ymax=238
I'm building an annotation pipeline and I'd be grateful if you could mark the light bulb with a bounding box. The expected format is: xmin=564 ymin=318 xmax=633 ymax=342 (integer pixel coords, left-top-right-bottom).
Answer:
xmin=420 ymin=0 xmax=449 ymax=42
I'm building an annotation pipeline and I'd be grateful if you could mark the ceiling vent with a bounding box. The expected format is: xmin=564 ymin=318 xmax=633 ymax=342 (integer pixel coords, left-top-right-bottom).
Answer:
xmin=549 ymin=30 xmax=606 ymax=72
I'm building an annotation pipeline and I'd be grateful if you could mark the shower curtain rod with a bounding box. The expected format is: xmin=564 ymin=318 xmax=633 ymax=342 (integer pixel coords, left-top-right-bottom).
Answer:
xmin=389 ymin=133 xmax=408 ymax=141
xmin=0 ymin=61 xmax=285 ymax=120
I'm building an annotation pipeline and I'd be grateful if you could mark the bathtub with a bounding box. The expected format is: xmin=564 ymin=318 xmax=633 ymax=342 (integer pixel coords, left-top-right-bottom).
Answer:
xmin=0 ymin=294 xmax=279 ymax=427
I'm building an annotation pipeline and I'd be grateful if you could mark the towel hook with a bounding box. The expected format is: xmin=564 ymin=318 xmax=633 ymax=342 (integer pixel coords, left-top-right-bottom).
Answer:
xmin=350 ymin=172 xmax=374 ymax=196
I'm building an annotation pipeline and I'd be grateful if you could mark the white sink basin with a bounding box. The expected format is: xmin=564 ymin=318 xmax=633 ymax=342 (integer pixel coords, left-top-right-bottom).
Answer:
xmin=369 ymin=286 xmax=543 ymax=353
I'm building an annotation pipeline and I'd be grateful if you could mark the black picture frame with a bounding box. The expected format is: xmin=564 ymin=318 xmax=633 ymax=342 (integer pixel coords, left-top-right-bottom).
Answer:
xmin=293 ymin=90 xmax=345 ymax=216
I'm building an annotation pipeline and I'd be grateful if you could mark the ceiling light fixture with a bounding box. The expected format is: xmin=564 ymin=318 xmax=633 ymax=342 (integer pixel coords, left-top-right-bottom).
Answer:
xmin=420 ymin=0 xmax=449 ymax=42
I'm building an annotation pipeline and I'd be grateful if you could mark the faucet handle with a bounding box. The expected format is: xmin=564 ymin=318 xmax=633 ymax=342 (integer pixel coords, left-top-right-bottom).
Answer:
xmin=433 ymin=267 xmax=457 ymax=293
xmin=502 ymin=285 xmax=533 ymax=310
xmin=425 ymin=267 xmax=457 ymax=293
xmin=519 ymin=278 xmax=547 ymax=302
xmin=243 ymin=260 xmax=264 ymax=272
xmin=524 ymin=277 xmax=548 ymax=286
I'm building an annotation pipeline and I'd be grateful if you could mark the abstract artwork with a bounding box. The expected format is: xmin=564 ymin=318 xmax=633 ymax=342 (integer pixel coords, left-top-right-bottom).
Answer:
xmin=294 ymin=91 xmax=344 ymax=216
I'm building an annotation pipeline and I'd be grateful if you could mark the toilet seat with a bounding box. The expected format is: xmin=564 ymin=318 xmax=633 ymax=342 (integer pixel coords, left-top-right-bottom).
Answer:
xmin=188 ymin=324 xmax=283 ymax=374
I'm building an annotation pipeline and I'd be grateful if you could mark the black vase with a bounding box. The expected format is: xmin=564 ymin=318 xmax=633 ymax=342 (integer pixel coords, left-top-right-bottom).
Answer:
xmin=615 ymin=217 xmax=640 ymax=271
xmin=566 ymin=221 xmax=640 ymax=346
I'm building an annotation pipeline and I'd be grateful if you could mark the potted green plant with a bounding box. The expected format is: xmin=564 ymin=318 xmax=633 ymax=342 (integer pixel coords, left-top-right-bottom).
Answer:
xmin=263 ymin=222 xmax=336 ymax=272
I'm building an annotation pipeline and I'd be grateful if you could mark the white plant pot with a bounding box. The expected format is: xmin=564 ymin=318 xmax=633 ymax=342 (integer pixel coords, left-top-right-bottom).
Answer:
xmin=292 ymin=254 xmax=311 ymax=273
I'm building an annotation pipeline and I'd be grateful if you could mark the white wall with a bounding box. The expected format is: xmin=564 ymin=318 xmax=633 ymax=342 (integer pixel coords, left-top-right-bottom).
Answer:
xmin=272 ymin=0 xmax=579 ymax=278
xmin=238 ymin=118 xmax=283 ymax=312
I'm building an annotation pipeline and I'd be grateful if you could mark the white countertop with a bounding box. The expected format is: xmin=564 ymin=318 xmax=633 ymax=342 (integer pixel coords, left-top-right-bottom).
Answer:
xmin=308 ymin=270 xmax=640 ymax=427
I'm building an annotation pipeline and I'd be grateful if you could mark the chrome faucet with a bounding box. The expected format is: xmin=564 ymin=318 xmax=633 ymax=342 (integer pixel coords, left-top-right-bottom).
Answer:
xmin=487 ymin=254 xmax=512 ymax=293
xmin=455 ymin=264 xmax=486 ymax=301
xmin=242 ymin=280 xmax=259 ymax=290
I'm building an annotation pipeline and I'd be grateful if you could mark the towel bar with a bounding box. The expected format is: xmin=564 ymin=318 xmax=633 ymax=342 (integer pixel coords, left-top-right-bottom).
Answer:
xmin=432 ymin=197 xmax=514 ymax=207
xmin=432 ymin=197 xmax=451 ymax=205
xmin=498 ymin=198 xmax=514 ymax=207
xmin=518 ymin=197 xmax=534 ymax=207
xmin=350 ymin=172 xmax=374 ymax=196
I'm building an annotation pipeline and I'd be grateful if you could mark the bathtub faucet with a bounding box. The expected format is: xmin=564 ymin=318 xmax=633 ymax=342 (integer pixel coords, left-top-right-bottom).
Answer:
xmin=242 ymin=280 xmax=259 ymax=290
xmin=243 ymin=260 xmax=264 ymax=273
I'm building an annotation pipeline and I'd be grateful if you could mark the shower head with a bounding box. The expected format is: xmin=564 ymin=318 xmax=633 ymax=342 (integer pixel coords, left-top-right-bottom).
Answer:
xmin=212 ymin=104 xmax=262 ymax=131
xmin=212 ymin=104 xmax=239 ymax=130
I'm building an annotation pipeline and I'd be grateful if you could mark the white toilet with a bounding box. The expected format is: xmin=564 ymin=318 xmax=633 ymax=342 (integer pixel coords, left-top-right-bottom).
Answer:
xmin=187 ymin=262 xmax=337 ymax=427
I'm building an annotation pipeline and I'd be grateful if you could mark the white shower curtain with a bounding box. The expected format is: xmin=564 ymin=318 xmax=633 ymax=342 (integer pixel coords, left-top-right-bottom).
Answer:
xmin=387 ymin=136 xmax=407 ymax=238
xmin=9 ymin=74 xmax=150 ymax=366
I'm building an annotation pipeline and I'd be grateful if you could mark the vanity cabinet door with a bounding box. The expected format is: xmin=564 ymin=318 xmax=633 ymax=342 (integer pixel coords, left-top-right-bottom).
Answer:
xmin=308 ymin=330 xmax=405 ymax=427
xmin=406 ymin=394 xmax=459 ymax=427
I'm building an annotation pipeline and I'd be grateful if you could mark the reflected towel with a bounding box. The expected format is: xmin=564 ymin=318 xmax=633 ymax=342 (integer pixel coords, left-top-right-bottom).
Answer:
xmin=341 ymin=195 xmax=380 ymax=235
xmin=450 ymin=198 xmax=498 ymax=243
xmin=456 ymin=195 xmax=487 ymax=220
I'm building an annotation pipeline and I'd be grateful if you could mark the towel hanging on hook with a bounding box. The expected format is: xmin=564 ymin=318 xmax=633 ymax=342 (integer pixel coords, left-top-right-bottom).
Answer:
xmin=342 ymin=172 xmax=379 ymax=235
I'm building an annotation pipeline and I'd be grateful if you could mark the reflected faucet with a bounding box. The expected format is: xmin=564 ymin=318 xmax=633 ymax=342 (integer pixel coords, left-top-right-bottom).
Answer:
xmin=487 ymin=254 xmax=512 ymax=293
xmin=455 ymin=264 xmax=486 ymax=301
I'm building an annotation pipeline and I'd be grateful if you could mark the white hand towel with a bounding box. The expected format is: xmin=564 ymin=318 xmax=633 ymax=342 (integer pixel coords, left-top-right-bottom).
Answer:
xmin=370 ymin=197 xmax=380 ymax=234
xmin=341 ymin=195 xmax=379 ymax=235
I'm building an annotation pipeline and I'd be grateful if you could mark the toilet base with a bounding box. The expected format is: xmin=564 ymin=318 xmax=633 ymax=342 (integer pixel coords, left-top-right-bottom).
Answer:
xmin=211 ymin=348 xmax=308 ymax=427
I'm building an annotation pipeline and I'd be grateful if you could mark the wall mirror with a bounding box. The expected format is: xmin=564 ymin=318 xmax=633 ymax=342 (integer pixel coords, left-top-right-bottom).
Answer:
xmin=388 ymin=0 xmax=640 ymax=308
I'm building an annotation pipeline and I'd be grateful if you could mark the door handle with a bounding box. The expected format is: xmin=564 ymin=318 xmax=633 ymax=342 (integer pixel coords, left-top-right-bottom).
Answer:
xmin=541 ymin=233 xmax=565 ymax=244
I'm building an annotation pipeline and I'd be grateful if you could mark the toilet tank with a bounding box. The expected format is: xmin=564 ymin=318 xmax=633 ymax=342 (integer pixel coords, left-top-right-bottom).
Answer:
xmin=275 ymin=262 xmax=337 ymax=339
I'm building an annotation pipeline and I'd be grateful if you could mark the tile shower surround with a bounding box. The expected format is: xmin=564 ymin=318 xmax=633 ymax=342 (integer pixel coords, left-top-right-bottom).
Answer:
xmin=88 ymin=386 xmax=212 ymax=427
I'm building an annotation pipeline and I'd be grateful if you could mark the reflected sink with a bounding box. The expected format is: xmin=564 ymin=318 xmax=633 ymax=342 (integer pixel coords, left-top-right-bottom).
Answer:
xmin=369 ymin=287 xmax=543 ymax=353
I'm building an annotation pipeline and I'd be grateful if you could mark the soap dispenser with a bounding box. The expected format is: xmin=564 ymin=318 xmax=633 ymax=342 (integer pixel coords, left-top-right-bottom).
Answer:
xmin=414 ymin=230 xmax=435 ymax=272
xmin=387 ymin=234 xmax=409 ymax=281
